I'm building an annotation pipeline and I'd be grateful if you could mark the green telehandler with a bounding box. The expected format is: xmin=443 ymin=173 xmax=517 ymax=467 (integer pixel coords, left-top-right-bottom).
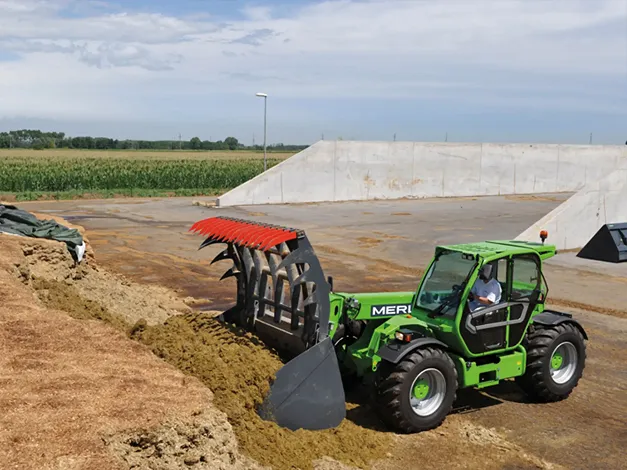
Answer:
xmin=190 ymin=217 xmax=588 ymax=433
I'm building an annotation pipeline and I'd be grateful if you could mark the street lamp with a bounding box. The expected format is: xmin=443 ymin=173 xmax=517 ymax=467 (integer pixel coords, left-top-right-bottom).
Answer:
xmin=256 ymin=92 xmax=268 ymax=171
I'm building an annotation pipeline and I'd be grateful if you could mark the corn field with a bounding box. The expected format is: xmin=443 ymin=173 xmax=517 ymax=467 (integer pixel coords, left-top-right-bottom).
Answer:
xmin=0 ymin=157 xmax=281 ymax=194
xmin=0 ymin=148 xmax=296 ymax=161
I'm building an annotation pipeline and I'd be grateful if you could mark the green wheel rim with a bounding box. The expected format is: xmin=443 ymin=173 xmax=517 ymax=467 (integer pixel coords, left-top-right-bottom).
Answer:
xmin=409 ymin=368 xmax=446 ymax=417
xmin=550 ymin=341 xmax=578 ymax=385
xmin=412 ymin=379 xmax=430 ymax=400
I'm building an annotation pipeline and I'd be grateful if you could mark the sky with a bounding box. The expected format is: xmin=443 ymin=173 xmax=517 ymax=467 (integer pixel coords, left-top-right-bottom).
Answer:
xmin=0 ymin=0 xmax=626 ymax=145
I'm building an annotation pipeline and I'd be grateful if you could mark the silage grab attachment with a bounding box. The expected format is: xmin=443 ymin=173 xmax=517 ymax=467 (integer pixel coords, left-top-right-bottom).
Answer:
xmin=189 ymin=216 xmax=346 ymax=431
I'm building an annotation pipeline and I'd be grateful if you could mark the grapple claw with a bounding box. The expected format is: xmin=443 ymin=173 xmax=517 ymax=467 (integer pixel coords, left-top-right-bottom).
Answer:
xmin=189 ymin=216 xmax=330 ymax=348
xmin=220 ymin=267 xmax=240 ymax=281
xmin=211 ymin=248 xmax=233 ymax=265
xmin=199 ymin=238 xmax=220 ymax=250
xmin=190 ymin=216 xmax=345 ymax=431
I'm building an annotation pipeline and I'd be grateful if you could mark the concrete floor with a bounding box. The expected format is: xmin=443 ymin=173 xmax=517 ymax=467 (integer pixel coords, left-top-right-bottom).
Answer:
xmin=24 ymin=192 xmax=572 ymax=268
xmin=24 ymin=192 xmax=625 ymax=309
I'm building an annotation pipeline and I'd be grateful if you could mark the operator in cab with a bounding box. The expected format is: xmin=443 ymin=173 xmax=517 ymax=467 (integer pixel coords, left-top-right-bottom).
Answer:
xmin=468 ymin=264 xmax=501 ymax=311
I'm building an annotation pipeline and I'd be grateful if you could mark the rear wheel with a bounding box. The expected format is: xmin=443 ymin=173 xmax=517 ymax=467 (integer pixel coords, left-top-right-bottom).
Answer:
xmin=516 ymin=322 xmax=586 ymax=402
xmin=375 ymin=347 xmax=458 ymax=433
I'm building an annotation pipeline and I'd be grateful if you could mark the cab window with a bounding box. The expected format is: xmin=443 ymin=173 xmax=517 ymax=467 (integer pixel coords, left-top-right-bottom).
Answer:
xmin=511 ymin=254 xmax=540 ymax=299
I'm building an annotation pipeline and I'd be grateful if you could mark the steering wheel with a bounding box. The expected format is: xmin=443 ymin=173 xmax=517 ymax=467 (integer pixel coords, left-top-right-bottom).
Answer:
xmin=431 ymin=289 xmax=461 ymax=317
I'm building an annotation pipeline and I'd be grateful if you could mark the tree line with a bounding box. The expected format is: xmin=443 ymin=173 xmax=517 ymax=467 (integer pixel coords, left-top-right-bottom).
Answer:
xmin=0 ymin=129 xmax=309 ymax=152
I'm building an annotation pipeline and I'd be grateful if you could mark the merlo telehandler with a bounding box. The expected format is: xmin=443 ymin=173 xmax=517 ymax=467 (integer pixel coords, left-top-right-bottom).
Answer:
xmin=190 ymin=217 xmax=587 ymax=433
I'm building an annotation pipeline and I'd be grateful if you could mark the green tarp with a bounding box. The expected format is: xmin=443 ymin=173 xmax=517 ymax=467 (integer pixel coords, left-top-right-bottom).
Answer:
xmin=0 ymin=204 xmax=86 ymax=262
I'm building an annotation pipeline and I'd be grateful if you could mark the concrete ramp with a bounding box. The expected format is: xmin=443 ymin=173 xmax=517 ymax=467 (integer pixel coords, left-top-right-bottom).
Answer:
xmin=515 ymin=166 xmax=627 ymax=251
xmin=216 ymin=140 xmax=626 ymax=207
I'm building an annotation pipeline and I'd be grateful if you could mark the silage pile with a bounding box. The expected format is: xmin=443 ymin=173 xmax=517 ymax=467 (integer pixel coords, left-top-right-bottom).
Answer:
xmin=0 ymin=232 xmax=263 ymax=470
xmin=128 ymin=313 xmax=392 ymax=470
xmin=0 ymin=211 xmax=392 ymax=470
xmin=9 ymin=211 xmax=191 ymax=326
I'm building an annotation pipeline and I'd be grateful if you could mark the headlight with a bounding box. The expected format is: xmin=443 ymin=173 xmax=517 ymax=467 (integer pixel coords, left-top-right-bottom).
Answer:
xmin=395 ymin=330 xmax=414 ymax=342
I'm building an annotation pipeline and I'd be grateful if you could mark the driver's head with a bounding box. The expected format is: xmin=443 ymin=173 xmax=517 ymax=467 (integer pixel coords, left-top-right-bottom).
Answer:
xmin=479 ymin=264 xmax=493 ymax=283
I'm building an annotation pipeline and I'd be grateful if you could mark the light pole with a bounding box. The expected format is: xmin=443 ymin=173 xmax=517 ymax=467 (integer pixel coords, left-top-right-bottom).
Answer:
xmin=256 ymin=92 xmax=268 ymax=171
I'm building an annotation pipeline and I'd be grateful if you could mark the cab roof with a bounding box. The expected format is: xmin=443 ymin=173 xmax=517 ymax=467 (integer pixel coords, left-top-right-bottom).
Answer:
xmin=437 ymin=240 xmax=556 ymax=260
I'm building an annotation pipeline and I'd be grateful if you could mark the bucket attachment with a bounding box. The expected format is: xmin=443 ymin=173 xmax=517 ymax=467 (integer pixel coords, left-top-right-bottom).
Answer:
xmin=258 ymin=336 xmax=346 ymax=431
xmin=577 ymin=222 xmax=627 ymax=263
xmin=189 ymin=216 xmax=346 ymax=430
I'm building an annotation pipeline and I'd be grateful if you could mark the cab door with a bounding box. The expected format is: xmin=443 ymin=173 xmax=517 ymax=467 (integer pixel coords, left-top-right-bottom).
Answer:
xmin=475 ymin=257 xmax=510 ymax=350
xmin=506 ymin=253 xmax=545 ymax=347
xmin=460 ymin=257 xmax=511 ymax=354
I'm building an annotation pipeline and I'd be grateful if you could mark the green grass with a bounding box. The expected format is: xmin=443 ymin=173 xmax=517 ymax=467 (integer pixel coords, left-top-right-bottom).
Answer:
xmin=0 ymin=157 xmax=282 ymax=201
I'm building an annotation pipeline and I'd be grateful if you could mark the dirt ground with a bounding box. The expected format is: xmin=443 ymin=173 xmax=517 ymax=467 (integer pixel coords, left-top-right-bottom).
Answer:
xmin=3 ymin=196 xmax=627 ymax=470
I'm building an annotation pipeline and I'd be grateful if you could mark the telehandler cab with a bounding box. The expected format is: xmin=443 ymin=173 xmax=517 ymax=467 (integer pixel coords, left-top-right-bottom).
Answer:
xmin=190 ymin=217 xmax=587 ymax=433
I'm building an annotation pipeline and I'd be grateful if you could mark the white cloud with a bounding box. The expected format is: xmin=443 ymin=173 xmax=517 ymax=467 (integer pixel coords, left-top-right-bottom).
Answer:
xmin=240 ymin=5 xmax=273 ymax=22
xmin=0 ymin=0 xmax=65 ymax=14
xmin=0 ymin=53 xmax=136 ymax=121
xmin=0 ymin=0 xmax=625 ymax=127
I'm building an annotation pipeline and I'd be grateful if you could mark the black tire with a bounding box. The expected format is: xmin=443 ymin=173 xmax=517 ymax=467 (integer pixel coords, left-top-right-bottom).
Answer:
xmin=375 ymin=347 xmax=458 ymax=433
xmin=516 ymin=322 xmax=586 ymax=402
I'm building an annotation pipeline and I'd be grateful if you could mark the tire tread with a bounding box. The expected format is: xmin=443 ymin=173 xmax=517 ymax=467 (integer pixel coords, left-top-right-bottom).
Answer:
xmin=517 ymin=322 xmax=586 ymax=402
xmin=375 ymin=347 xmax=458 ymax=433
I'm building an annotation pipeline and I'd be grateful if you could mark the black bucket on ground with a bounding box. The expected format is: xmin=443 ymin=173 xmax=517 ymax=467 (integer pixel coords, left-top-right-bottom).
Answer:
xmin=577 ymin=223 xmax=627 ymax=263
xmin=257 ymin=336 xmax=346 ymax=431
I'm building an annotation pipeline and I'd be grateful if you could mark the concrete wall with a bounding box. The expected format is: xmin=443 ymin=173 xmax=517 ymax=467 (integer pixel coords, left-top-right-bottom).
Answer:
xmin=216 ymin=140 xmax=627 ymax=207
xmin=515 ymin=166 xmax=627 ymax=251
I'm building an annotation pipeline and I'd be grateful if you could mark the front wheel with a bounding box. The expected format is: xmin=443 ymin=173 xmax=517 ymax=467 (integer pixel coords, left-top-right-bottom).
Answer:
xmin=375 ymin=347 xmax=458 ymax=433
xmin=516 ymin=322 xmax=586 ymax=402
